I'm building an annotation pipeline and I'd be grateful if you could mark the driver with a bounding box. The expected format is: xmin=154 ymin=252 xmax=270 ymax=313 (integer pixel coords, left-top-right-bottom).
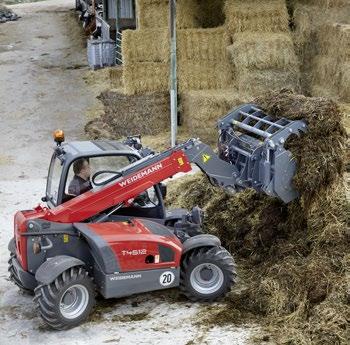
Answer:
xmin=68 ymin=158 xmax=93 ymax=196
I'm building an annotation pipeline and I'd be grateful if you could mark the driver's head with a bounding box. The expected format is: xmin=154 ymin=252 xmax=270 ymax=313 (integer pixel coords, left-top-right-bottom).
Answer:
xmin=73 ymin=158 xmax=91 ymax=181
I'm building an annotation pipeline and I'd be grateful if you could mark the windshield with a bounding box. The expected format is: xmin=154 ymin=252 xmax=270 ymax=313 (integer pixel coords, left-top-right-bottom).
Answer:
xmin=47 ymin=155 xmax=63 ymax=205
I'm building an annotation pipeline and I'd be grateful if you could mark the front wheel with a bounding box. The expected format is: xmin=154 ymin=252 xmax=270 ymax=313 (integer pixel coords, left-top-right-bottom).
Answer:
xmin=34 ymin=266 xmax=95 ymax=330
xmin=180 ymin=246 xmax=236 ymax=302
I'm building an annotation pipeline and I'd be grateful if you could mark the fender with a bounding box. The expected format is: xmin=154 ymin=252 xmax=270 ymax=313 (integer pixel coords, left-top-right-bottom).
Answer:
xmin=35 ymin=255 xmax=85 ymax=285
xmin=182 ymin=234 xmax=221 ymax=255
xmin=8 ymin=237 xmax=16 ymax=255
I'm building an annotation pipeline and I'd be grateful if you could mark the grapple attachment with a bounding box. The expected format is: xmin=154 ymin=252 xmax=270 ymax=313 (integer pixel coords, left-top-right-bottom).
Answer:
xmin=218 ymin=104 xmax=307 ymax=203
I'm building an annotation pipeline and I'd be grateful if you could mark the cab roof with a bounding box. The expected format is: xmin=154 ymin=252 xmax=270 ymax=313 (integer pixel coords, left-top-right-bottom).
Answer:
xmin=57 ymin=140 xmax=140 ymax=159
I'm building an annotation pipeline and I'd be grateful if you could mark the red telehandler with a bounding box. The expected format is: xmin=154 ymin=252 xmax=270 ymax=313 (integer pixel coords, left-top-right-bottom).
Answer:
xmin=8 ymin=104 xmax=306 ymax=329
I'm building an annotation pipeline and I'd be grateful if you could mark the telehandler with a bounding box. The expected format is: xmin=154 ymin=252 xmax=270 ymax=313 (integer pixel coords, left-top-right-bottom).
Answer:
xmin=8 ymin=104 xmax=306 ymax=329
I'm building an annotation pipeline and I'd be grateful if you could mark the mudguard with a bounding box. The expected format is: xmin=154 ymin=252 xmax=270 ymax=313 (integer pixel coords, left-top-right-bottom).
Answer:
xmin=8 ymin=237 xmax=16 ymax=255
xmin=182 ymin=234 xmax=221 ymax=255
xmin=35 ymin=255 xmax=85 ymax=285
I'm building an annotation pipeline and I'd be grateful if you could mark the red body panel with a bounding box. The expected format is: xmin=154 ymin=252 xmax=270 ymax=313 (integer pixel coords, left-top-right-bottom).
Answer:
xmin=14 ymin=205 xmax=47 ymax=270
xmin=87 ymin=220 xmax=182 ymax=272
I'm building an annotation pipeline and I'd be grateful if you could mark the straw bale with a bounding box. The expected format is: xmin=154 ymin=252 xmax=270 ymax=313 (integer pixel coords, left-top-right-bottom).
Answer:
xmin=225 ymin=0 xmax=289 ymax=34
xmin=177 ymin=27 xmax=230 ymax=62
xmin=310 ymin=56 xmax=339 ymax=96
xmin=178 ymin=60 xmax=233 ymax=92
xmin=123 ymin=62 xmax=169 ymax=94
xmin=180 ymin=89 xmax=246 ymax=144
xmin=122 ymin=29 xmax=169 ymax=63
xmin=318 ymin=23 xmax=350 ymax=60
xmin=136 ymin=0 xmax=200 ymax=29
xmin=228 ymin=32 xmax=298 ymax=70
xmin=236 ymin=68 xmax=300 ymax=96
xmin=85 ymin=90 xmax=170 ymax=138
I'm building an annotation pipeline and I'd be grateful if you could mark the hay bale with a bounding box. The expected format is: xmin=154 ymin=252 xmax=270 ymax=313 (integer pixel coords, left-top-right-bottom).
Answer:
xmin=123 ymin=62 xmax=169 ymax=94
xmin=136 ymin=0 xmax=200 ymax=29
xmin=167 ymin=90 xmax=348 ymax=344
xmin=318 ymin=24 xmax=350 ymax=60
xmin=180 ymin=89 xmax=246 ymax=144
xmin=236 ymin=69 xmax=300 ymax=96
xmin=178 ymin=60 xmax=233 ymax=92
xmin=85 ymin=90 xmax=170 ymax=139
xmin=227 ymin=33 xmax=298 ymax=70
xmin=122 ymin=29 xmax=169 ymax=63
xmin=225 ymin=0 xmax=290 ymax=34
xmin=177 ymin=27 xmax=230 ymax=62
xmin=309 ymin=23 xmax=350 ymax=102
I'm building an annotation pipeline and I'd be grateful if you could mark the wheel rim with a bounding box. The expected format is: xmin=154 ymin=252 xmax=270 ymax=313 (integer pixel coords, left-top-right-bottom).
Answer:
xmin=59 ymin=284 xmax=89 ymax=319
xmin=190 ymin=263 xmax=224 ymax=295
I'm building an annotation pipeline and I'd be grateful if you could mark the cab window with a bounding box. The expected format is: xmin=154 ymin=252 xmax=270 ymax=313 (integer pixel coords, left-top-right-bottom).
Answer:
xmin=47 ymin=155 xmax=63 ymax=205
xmin=65 ymin=155 xmax=135 ymax=196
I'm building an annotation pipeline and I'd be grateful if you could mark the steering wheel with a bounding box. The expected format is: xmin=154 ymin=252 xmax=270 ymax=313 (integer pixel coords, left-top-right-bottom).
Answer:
xmin=92 ymin=170 xmax=123 ymax=186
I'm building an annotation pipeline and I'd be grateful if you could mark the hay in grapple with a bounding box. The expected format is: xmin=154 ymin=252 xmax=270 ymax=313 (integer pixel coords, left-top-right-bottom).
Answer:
xmin=167 ymin=90 xmax=349 ymax=345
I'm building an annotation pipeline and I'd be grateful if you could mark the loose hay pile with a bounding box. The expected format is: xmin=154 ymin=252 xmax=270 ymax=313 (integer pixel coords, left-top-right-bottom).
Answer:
xmin=85 ymin=90 xmax=170 ymax=139
xmin=167 ymin=90 xmax=349 ymax=344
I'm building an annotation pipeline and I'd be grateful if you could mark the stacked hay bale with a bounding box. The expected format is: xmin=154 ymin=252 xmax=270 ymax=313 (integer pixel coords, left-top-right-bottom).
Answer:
xmin=177 ymin=27 xmax=232 ymax=92
xmin=136 ymin=0 xmax=200 ymax=30
xmin=311 ymin=24 xmax=350 ymax=101
xmin=225 ymin=0 xmax=300 ymax=95
xmin=122 ymin=28 xmax=233 ymax=95
xmin=167 ymin=90 xmax=349 ymax=345
xmin=122 ymin=28 xmax=170 ymax=94
xmin=291 ymin=0 xmax=350 ymax=100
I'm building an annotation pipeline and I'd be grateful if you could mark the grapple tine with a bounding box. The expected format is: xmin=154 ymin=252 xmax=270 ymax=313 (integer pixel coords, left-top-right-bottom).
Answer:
xmin=218 ymin=104 xmax=307 ymax=203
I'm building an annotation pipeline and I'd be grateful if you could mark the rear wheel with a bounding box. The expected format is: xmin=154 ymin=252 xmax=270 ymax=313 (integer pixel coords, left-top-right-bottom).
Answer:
xmin=180 ymin=246 xmax=236 ymax=302
xmin=34 ymin=267 xmax=95 ymax=330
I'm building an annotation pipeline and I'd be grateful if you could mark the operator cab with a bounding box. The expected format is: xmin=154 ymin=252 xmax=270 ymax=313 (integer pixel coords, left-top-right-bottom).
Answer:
xmin=44 ymin=131 xmax=167 ymax=220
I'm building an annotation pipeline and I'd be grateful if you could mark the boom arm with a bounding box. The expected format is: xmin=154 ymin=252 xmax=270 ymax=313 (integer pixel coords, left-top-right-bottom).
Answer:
xmin=44 ymin=139 xmax=236 ymax=223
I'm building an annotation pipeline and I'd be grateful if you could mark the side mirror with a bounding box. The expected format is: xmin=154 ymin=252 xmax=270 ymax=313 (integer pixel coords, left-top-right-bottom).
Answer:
xmin=159 ymin=183 xmax=167 ymax=199
xmin=41 ymin=196 xmax=47 ymax=202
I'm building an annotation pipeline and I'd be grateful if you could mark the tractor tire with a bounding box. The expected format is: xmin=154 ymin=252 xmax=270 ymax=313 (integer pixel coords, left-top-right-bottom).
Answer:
xmin=33 ymin=266 xmax=95 ymax=330
xmin=8 ymin=254 xmax=34 ymax=295
xmin=180 ymin=246 xmax=236 ymax=302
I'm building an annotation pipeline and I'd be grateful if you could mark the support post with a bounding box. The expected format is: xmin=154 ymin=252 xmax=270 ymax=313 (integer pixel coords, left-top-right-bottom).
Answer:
xmin=115 ymin=0 xmax=119 ymax=33
xmin=169 ymin=0 xmax=177 ymax=147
